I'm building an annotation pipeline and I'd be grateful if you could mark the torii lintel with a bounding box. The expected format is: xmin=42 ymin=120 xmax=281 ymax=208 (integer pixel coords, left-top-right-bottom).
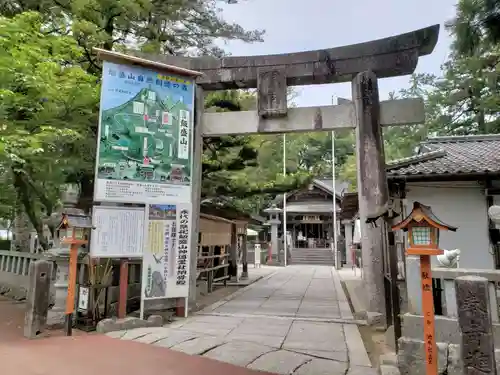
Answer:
xmin=129 ymin=24 xmax=439 ymax=90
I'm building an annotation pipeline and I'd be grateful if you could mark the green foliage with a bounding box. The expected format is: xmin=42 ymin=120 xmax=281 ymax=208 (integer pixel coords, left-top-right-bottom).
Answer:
xmin=0 ymin=12 xmax=98 ymax=248
xmin=0 ymin=0 xmax=266 ymax=227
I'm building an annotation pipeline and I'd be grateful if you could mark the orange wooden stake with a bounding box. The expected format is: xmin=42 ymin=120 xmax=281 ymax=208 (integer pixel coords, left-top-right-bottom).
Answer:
xmin=64 ymin=243 xmax=79 ymax=336
xmin=65 ymin=244 xmax=78 ymax=315
xmin=420 ymin=255 xmax=437 ymax=375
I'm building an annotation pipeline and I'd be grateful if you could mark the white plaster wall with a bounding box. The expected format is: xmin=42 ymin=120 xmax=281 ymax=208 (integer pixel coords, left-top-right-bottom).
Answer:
xmin=404 ymin=181 xmax=493 ymax=269
xmin=403 ymin=182 xmax=494 ymax=315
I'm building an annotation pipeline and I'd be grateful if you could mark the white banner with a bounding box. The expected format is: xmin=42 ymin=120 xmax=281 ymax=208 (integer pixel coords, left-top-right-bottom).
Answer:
xmin=141 ymin=203 xmax=191 ymax=300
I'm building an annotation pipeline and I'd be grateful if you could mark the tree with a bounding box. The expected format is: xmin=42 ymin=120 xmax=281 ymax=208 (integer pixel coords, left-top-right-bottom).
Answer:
xmin=448 ymin=0 xmax=500 ymax=56
xmin=0 ymin=1 xmax=266 ymax=212
xmin=202 ymin=90 xmax=317 ymax=214
xmin=0 ymin=12 xmax=98 ymax=249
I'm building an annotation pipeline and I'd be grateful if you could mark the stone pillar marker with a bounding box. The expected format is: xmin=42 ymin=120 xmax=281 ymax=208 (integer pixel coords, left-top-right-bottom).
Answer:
xmin=229 ymin=223 xmax=238 ymax=280
xmin=455 ymin=275 xmax=497 ymax=375
xmin=343 ymin=220 xmax=353 ymax=267
xmin=24 ymin=260 xmax=53 ymax=338
xmin=239 ymin=223 xmax=249 ymax=279
xmin=264 ymin=205 xmax=282 ymax=263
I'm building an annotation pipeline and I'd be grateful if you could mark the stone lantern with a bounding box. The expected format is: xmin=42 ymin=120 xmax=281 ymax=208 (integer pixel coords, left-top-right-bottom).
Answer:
xmin=46 ymin=184 xmax=89 ymax=327
xmin=264 ymin=204 xmax=282 ymax=263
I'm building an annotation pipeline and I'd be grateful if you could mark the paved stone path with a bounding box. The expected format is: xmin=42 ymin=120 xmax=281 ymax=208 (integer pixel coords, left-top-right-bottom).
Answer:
xmin=106 ymin=266 xmax=375 ymax=375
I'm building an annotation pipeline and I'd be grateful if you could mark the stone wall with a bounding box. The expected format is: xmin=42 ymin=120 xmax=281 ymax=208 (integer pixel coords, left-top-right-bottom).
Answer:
xmin=398 ymin=313 xmax=500 ymax=375
xmin=398 ymin=337 xmax=500 ymax=375
xmin=0 ymin=251 xmax=45 ymax=300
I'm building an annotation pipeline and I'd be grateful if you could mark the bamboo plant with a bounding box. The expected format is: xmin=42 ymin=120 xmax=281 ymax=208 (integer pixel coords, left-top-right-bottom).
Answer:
xmin=83 ymin=254 xmax=113 ymax=322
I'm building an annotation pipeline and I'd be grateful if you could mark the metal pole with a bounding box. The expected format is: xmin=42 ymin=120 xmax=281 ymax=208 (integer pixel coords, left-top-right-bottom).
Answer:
xmin=283 ymin=133 xmax=287 ymax=267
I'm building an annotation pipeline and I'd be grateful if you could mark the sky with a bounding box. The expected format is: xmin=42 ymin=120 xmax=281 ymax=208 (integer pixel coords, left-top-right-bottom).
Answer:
xmin=219 ymin=0 xmax=458 ymax=107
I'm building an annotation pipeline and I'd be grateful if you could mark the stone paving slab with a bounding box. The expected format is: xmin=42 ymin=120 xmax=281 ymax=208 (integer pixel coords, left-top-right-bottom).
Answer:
xmin=203 ymin=341 xmax=275 ymax=366
xmin=288 ymin=348 xmax=349 ymax=362
xmin=170 ymin=335 xmax=225 ymax=355
xmin=105 ymin=266 xmax=374 ymax=375
xmin=229 ymin=318 xmax=292 ymax=337
xmin=134 ymin=328 xmax=173 ymax=344
xmin=225 ymin=332 xmax=286 ymax=348
xmin=247 ymin=350 xmax=311 ymax=374
xmin=176 ymin=321 xmax=234 ymax=336
xmin=153 ymin=330 xmax=199 ymax=348
xmin=294 ymin=358 xmax=348 ymax=375
xmin=282 ymin=321 xmax=346 ymax=352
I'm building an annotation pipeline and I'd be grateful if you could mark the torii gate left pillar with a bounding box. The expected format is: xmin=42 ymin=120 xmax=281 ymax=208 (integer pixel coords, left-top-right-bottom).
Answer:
xmin=98 ymin=24 xmax=440 ymax=318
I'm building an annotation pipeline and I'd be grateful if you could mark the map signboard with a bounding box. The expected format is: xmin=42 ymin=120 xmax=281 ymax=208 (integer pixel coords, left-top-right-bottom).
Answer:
xmin=94 ymin=61 xmax=195 ymax=203
xmin=141 ymin=203 xmax=191 ymax=300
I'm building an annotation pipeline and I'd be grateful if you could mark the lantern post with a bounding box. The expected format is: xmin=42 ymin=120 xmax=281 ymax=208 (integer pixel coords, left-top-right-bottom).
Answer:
xmin=391 ymin=202 xmax=457 ymax=375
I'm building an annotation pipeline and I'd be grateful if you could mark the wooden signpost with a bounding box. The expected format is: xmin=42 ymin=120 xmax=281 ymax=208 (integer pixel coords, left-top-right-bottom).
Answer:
xmin=391 ymin=202 xmax=457 ymax=375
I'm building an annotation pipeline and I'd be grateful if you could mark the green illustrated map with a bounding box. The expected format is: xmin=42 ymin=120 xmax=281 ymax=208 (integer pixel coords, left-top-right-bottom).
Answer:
xmin=97 ymin=85 xmax=193 ymax=185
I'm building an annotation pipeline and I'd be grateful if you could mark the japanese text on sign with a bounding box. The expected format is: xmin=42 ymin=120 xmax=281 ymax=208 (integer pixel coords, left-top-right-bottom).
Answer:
xmin=107 ymin=68 xmax=190 ymax=90
xmin=176 ymin=209 xmax=190 ymax=286
xmin=170 ymin=220 xmax=177 ymax=277
xmin=426 ymin=333 xmax=434 ymax=365
xmin=178 ymin=110 xmax=190 ymax=160
xmin=163 ymin=222 xmax=170 ymax=282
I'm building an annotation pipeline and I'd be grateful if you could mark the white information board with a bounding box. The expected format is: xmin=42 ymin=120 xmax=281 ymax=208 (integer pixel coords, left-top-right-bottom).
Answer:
xmin=90 ymin=206 xmax=145 ymax=258
xmin=141 ymin=202 xmax=192 ymax=300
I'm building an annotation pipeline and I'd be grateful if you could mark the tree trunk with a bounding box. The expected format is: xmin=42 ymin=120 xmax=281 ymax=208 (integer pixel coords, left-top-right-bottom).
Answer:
xmin=11 ymin=210 xmax=32 ymax=252
xmin=12 ymin=171 xmax=49 ymax=251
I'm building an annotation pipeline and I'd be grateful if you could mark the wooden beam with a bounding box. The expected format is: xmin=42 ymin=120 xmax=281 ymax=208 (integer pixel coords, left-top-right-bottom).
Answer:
xmin=202 ymin=98 xmax=424 ymax=136
xmin=94 ymin=48 xmax=203 ymax=77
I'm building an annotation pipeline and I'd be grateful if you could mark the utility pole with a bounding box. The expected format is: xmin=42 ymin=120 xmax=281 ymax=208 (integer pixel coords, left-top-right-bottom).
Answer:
xmin=283 ymin=134 xmax=287 ymax=266
xmin=331 ymin=96 xmax=338 ymax=269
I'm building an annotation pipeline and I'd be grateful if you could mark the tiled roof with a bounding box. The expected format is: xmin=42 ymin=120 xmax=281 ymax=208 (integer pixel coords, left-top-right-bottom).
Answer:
xmin=387 ymin=134 xmax=500 ymax=178
xmin=272 ymin=179 xmax=349 ymax=205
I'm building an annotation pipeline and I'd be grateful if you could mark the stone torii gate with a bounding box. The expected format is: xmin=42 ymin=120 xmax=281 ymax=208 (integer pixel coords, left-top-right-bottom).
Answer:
xmin=97 ymin=24 xmax=439 ymax=319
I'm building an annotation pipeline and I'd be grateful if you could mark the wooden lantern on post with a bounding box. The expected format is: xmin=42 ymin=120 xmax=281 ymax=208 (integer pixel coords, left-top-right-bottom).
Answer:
xmin=391 ymin=202 xmax=457 ymax=375
xmin=56 ymin=213 xmax=93 ymax=336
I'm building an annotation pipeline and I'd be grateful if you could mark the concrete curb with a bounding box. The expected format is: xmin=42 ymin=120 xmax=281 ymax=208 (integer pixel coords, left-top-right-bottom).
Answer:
xmin=97 ymin=315 xmax=163 ymax=334
xmin=331 ymin=268 xmax=355 ymax=320
xmin=196 ymin=311 xmax=368 ymax=325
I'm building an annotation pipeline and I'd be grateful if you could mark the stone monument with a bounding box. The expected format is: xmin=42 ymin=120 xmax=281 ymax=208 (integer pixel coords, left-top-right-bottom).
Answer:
xmin=455 ymin=275 xmax=497 ymax=375
xmin=264 ymin=205 xmax=282 ymax=263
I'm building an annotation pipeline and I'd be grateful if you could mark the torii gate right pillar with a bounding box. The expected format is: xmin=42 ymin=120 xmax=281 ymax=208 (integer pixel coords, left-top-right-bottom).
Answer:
xmin=353 ymin=71 xmax=388 ymax=317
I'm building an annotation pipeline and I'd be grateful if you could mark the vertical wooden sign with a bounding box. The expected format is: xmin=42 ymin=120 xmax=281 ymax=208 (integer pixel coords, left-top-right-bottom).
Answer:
xmin=391 ymin=201 xmax=457 ymax=375
xmin=420 ymin=255 xmax=437 ymax=375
